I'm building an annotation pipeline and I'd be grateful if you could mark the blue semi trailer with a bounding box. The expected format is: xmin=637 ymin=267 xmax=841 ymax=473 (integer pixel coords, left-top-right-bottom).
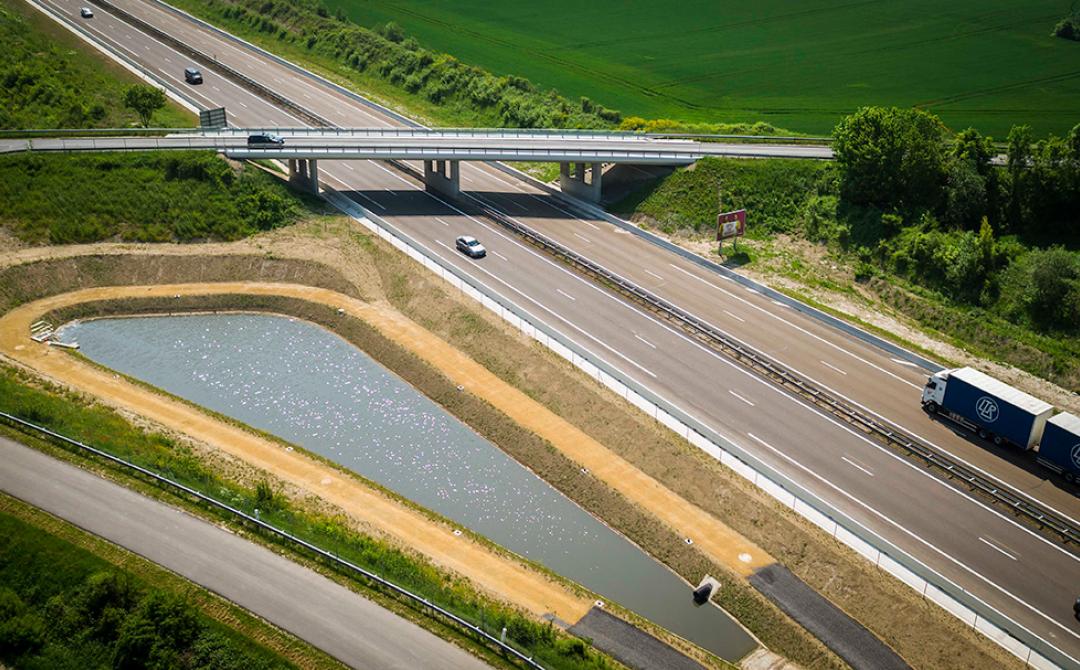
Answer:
xmin=1038 ymin=412 xmax=1080 ymax=483
xmin=922 ymin=367 xmax=1080 ymax=483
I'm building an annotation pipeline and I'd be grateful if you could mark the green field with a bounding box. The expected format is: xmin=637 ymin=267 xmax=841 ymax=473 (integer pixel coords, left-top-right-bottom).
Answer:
xmin=322 ymin=0 xmax=1080 ymax=136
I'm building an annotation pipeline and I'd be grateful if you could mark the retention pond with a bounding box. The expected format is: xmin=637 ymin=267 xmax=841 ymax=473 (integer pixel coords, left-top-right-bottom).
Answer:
xmin=61 ymin=313 xmax=757 ymax=662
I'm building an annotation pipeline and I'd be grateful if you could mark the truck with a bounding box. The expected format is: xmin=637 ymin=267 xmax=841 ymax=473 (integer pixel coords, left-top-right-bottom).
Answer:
xmin=1037 ymin=412 xmax=1080 ymax=483
xmin=922 ymin=367 xmax=1080 ymax=483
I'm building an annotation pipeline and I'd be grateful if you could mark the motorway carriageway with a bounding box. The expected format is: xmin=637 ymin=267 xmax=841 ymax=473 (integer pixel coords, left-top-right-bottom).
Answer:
xmin=35 ymin=0 xmax=1080 ymax=661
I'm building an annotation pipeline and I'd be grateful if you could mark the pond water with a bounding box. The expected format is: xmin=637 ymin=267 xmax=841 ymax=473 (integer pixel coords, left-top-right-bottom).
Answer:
xmin=60 ymin=313 xmax=756 ymax=661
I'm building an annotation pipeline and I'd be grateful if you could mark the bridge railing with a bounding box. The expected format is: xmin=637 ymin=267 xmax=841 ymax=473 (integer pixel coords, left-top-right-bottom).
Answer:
xmin=0 ymin=126 xmax=830 ymax=144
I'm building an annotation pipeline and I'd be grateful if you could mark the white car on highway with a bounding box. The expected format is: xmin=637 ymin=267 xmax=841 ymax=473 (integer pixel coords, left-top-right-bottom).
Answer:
xmin=455 ymin=235 xmax=486 ymax=258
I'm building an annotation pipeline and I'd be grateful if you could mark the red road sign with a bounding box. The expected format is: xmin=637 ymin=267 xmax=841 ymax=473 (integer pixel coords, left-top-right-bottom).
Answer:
xmin=717 ymin=209 xmax=747 ymax=241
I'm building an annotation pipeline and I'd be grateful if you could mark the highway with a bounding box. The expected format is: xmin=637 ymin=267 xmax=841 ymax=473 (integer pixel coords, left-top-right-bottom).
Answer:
xmin=28 ymin=0 xmax=1080 ymax=664
xmin=0 ymin=436 xmax=491 ymax=670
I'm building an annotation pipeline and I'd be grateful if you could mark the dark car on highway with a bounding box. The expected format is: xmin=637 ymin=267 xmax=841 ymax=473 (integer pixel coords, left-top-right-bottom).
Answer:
xmin=455 ymin=235 xmax=486 ymax=258
xmin=184 ymin=67 xmax=203 ymax=84
xmin=247 ymin=133 xmax=285 ymax=147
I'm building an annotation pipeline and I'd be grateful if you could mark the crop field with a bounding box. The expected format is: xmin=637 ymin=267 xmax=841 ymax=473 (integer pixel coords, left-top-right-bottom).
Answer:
xmin=323 ymin=0 xmax=1080 ymax=137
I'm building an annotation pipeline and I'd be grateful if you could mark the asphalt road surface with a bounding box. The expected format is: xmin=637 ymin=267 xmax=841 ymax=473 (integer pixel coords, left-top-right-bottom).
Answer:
xmin=27 ymin=0 xmax=1080 ymax=662
xmin=0 ymin=436 xmax=490 ymax=670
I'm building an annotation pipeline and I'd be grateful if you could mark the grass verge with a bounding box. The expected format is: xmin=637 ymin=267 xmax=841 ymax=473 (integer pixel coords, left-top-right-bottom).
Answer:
xmin=0 ymin=362 xmax=623 ymax=670
xmin=1 ymin=0 xmax=192 ymax=128
xmin=0 ymin=492 xmax=325 ymax=669
xmin=0 ymin=225 xmax=1026 ymax=669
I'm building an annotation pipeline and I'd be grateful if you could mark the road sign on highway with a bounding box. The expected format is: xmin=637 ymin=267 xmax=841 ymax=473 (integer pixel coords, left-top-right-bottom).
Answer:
xmin=199 ymin=107 xmax=227 ymax=129
xmin=717 ymin=209 xmax=747 ymax=241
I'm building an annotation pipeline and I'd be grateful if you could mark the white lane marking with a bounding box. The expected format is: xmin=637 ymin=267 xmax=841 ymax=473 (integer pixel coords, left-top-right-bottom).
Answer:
xmin=462 ymin=173 xmax=475 ymax=183
xmin=493 ymin=251 xmax=508 ymax=261
xmin=635 ymin=334 xmax=656 ymax=349
xmin=435 ymin=217 xmax=450 ymax=227
xmin=772 ymin=300 xmax=790 ymax=308
xmin=350 ymin=191 xmax=386 ymax=211
xmin=371 ymin=162 xmax=419 ymax=189
xmin=479 ymin=167 xmax=529 ymax=191
xmin=573 ymin=232 xmax=591 ymax=243
xmin=723 ymin=310 xmax=746 ymax=323
xmin=892 ymin=358 xmax=920 ymax=368
xmin=237 ymin=100 xmax=248 ymax=108
xmin=645 ymin=270 xmax=664 ymax=281
xmin=979 ymin=537 xmax=1018 ymax=562
xmin=426 ymin=183 xmax=1079 ymax=556
xmin=194 ymin=13 xmax=1080 ymax=631
xmin=668 ymin=263 xmax=920 ymax=390
xmin=821 ymin=360 xmax=848 ymax=376
xmin=658 ymin=264 xmax=1078 ymax=525
xmin=556 ymin=288 xmax=576 ymax=301
xmin=526 ymin=194 xmax=601 ymax=229
xmin=198 ymin=30 xmax=1080 ymax=630
xmin=841 ymin=455 xmax=874 ymax=477
xmin=746 ymin=433 xmax=1079 ymax=643
xmin=163 ymin=57 xmax=171 ymax=63
xmin=729 ymin=390 xmax=755 ymax=407
xmin=344 ymin=164 xmax=356 ymax=171
xmin=430 ymin=239 xmax=657 ymax=379
xmin=302 ymin=92 xmax=312 ymax=100
xmin=382 ymin=188 xmax=398 ymax=196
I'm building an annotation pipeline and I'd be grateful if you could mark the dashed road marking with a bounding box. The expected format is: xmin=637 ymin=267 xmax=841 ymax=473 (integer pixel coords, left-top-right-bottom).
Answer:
xmin=635 ymin=334 xmax=656 ymax=349
xmin=573 ymin=232 xmax=591 ymax=243
xmin=556 ymin=288 xmax=576 ymax=301
xmin=645 ymin=269 xmax=664 ymax=281
xmin=841 ymin=455 xmax=874 ymax=477
xmin=821 ymin=360 xmax=847 ymax=375
xmin=979 ymin=536 xmax=1018 ymax=561
xmin=729 ymin=390 xmax=755 ymax=407
xmin=723 ymin=310 xmax=745 ymax=323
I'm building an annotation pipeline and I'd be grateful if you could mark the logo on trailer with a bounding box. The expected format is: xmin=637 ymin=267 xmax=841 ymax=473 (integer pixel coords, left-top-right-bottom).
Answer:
xmin=975 ymin=396 xmax=999 ymax=423
xmin=1071 ymin=443 xmax=1080 ymax=470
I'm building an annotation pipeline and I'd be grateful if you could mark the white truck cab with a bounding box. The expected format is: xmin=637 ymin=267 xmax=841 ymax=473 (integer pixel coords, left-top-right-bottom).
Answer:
xmin=921 ymin=370 xmax=948 ymax=411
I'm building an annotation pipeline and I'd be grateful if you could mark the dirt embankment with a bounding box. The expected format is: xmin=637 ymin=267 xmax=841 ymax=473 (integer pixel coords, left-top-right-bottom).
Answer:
xmin=0 ymin=220 xmax=1025 ymax=670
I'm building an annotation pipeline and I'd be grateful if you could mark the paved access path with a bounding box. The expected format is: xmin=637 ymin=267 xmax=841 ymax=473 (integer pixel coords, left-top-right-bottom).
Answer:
xmin=0 ymin=436 xmax=489 ymax=670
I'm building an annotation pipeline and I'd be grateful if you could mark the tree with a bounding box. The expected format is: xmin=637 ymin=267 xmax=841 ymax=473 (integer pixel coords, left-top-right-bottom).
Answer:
xmin=832 ymin=106 xmax=947 ymax=211
xmin=951 ymin=128 xmax=994 ymax=175
xmin=122 ymin=85 xmax=166 ymax=127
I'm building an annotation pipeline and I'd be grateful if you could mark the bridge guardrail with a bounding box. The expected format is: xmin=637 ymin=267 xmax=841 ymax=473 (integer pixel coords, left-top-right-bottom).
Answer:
xmin=0 ymin=411 xmax=547 ymax=670
xmin=42 ymin=1 xmax=1074 ymax=664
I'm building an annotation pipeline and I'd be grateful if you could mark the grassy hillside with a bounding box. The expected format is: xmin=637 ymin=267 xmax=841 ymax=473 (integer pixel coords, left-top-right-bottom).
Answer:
xmin=614 ymin=154 xmax=1080 ymax=391
xmin=0 ymin=0 xmax=192 ymax=128
xmin=322 ymin=0 xmax=1080 ymax=137
xmin=0 ymin=152 xmax=308 ymax=244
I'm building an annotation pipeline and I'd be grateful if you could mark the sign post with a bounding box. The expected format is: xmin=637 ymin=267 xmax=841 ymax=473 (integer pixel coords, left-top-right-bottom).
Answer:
xmin=717 ymin=208 xmax=747 ymax=254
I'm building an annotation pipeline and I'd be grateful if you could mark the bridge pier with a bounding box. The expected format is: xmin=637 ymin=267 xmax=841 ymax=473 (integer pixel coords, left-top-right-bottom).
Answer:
xmin=288 ymin=158 xmax=320 ymax=194
xmin=559 ymin=162 xmax=603 ymax=203
xmin=423 ymin=159 xmax=460 ymax=198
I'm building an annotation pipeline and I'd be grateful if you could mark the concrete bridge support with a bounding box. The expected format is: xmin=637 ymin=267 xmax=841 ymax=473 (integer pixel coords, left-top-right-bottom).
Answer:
xmin=559 ymin=162 xmax=603 ymax=203
xmin=288 ymin=158 xmax=320 ymax=194
xmin=423 ymin=160 xmax=460 ymax=198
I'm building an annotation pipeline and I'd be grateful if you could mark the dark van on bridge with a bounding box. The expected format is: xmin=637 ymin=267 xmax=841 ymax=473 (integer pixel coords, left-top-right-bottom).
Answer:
xmin=247 ymin=134 xmax=285 ymax=147
xmin=184 ymin=67 xmax=203 ymax=84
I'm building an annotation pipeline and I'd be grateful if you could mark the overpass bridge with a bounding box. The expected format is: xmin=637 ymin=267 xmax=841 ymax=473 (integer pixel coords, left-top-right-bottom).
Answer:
xmin=0 ymin=127 xmax=833 ymax=201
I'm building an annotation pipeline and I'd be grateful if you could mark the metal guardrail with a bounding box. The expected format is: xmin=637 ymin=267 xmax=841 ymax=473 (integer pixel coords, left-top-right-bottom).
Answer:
xmin=88 ymin=0 xmax=1073 ymax=556
xmin=457 ymin=189 xmax=1080 ymax=546
xmin=56 ymin=2 xmax=1074 ymax=663
xmin=325 ymin=184 xmax=1078 ymax=670
xmin=0 ymin=410 xmax=547 ymax=669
